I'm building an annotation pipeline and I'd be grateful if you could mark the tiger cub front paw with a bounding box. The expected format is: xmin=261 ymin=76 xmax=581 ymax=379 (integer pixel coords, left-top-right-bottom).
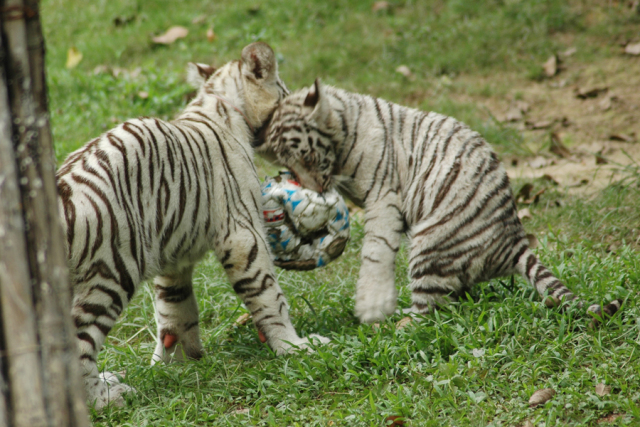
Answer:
xmin=151 ymin=331 xmax=204 ymax=365
xmin=272 ymin=334 xmax=331 ymax=356
xmin=354 ymin=293 xmax=398 ymax=324
xmin=86 ymin=372 xmax=135 ymax=410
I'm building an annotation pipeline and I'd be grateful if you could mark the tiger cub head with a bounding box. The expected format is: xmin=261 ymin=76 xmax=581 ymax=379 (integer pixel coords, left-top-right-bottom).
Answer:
xmin=186 ymin=42 xmax=289 ymax=133
xmin=256 ymin=79 xmax=342 ymax=193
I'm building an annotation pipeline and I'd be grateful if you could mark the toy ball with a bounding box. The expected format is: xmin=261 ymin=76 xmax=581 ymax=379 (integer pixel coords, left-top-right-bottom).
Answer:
xmin=261 ymin=171 xmax=350 ymax=270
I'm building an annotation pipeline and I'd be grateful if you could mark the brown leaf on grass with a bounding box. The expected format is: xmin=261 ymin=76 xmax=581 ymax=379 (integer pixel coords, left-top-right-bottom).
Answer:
xmin=528 ymin=156 xmax=555 ymax=169
xmin=191 ymin=14 xmax=206 ymax=25
xmin=562 ymin=47 xmax=577 ymax=57
xmin=396 ymin=317 xmax=412 ymax=329
xmin=595 ymin=150 xmax=609 ymax=165
xmin=524 ymin=188 xmax=547 ymax=205
xmin=152 ymin=26 xmax=189 ymax=44
xmin=522 ymin=420 xmax=534 ymax=427
xmin=518 ymin=208 xmax=532 ymax=221
xmin=525 ymin=119 xmax=554 ymax=130
xmin=625 ymin=42 xmax=640 ymax=55
xmin=529 ymin=388 xmax=556 ymax=407
xmin=206 ymin=28 xmax=216 ymax=42
xmin=597 ymin=413 xmax=624 ymax=424
xmin=372 ymin=1 xmax=390 ymax=12
xmin=235 ymin=313 xmax=251 ymax=326
xmin=114 ymin=15 xmax=136 ymax=27
xmin=606 ymin=243 xmax=619 ymax=254
xmin=503 ymin=106 xmax=523 ymax=122
xmin=395 ymin=65 xmax=414 ymax=80
xmin=516 ymin=183 xmax=534 ymax=201
xmin=595 ymin=383 xmax=611 ymax=396
xmin=66 ymin=47 xmax=83 ymax=69
xmin=610 ymin=133 xmax=636 ymax=142
xmin=233 ymin=408 xmax=250 ymax=415
xmin=568 ymin=179 xmax=589 ymax=188
xmin=503 ymin=100 xmax=531 ymax=122
xmin=385 ymin=416 xmax=405 ymax=426
xmin=543 ymin=54 xmax=559 ymax=77
xmin=541 ymin=174 xmax=559 ymax=186
xmin=93 ymin=65 xmax=109 ymax=75
xmin=550 ymin=133 xmax=571 ymax=158
xmin=526 ymin=233 xmax=539 ymax=249
xmin=575 ymin=86 xmax=608 ymax=99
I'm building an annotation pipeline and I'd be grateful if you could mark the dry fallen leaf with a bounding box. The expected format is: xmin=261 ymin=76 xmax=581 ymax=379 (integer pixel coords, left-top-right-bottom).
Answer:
xmin=541 ymin=174 xmax=559 ymax=186
xmin=526 ymin=233 xmax=539 ymax=249
xmin=66 ymin=47 xmax=83 ymax=69
xmin=396 ymin=317 xmax=412 ymax=329
xmin=206 ymin=28 xmax=216 ymax=43
xmin=562 ymin=47 xmax=577 ymax=57
xmin=235 ymin=313 xmax=251 ymax=326
xmin=599 ymin=96 xmax=613 ymax=111
xmin=524 ymin=188 xmax=546 ymax=205
xmin=543 ymin=54 xmax=558 ymax=77
xmin=233 ymin=408 xmax=250 ymax=415
xmin=522 ymin=420 xmax=534 ymax=427
xmin=93 ymin=65 xmax=109 ymax=75
xmin=526 ymin=120 xmax=554 ymax=130
xmin=191 ymin=14 xmax=206 ymax=25
xmin=597 ymin=414 xmax=624 ymax=424
xmin=385 ymin=415 xmax=405 ymax=426
xmin=516 ymin=183 xmax=534 ymax=201
xmin=515 ymin=100 xmax=531 ymax=114
xmin=625 ymin=42 xmax=640 ymax=55
xmin=528 ymin=156 xmax=555 ymax=169
xmin=395 ymin=65 xmax=414 ymax=79
xmin=576 ymin=86 xmax=608 ymax=99
xmin=529 ymin=388 xmax=556 ymax=407
xmin=518 ymin=208 xmax=532 ymax=221
xmin=609 ymin=133 xmax=635 ymax=142
xmin=372 ymin=1 xmax=390 ymax=12
xmin=550 ymin=133 xmax=571 ymax=158
xmin=595 ymin=383 xmax=611 ymax=397
xmin=503 ymin=106 xmax=523 ymax=122
xmin=568 ymin=179 xmax=589 ymax=188
xmin=595 ymin=151 xmax=608 ymax=165
xmin=152 ymin=26 xmax=189 ymax=45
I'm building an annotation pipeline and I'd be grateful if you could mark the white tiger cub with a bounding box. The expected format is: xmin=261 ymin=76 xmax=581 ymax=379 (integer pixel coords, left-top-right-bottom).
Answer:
xmin=56 ymin=43 xmax=328 ymax=409
xmin=255 ymin=79 xmax=622 ymax=324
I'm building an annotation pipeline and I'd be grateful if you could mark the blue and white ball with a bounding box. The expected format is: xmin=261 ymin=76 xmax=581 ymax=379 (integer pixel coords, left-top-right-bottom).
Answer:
xmin=261 ymin=171 xmax=350 ymax=270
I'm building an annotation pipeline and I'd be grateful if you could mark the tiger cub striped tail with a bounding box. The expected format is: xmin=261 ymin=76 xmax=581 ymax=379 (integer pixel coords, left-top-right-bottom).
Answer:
xmin=516 ymin=247 xmax=622 ymax=324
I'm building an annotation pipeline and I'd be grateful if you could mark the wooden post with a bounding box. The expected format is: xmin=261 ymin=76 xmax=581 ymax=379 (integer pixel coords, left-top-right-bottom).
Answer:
xmin=0 ymin=1 xmax=89 ymax=426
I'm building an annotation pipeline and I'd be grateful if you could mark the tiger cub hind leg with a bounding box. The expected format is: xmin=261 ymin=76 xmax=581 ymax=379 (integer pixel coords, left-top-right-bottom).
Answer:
xmin=72 ymin=276 xmax=137 ymax=409
xmin=404 ymin=275 xmax=463 ymax=316
xmin=152 ymin=266 xmax=204 ymax=365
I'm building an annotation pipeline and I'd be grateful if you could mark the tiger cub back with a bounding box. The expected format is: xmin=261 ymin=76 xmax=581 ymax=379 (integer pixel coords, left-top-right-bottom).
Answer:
xmin=57 ymin=43 xmax=328 ymax=409
xmin=256 ymin=79 xmax=621 ymax=324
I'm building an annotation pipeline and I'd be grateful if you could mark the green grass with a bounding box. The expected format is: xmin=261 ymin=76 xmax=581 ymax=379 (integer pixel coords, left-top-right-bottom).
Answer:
xmin=41 ymin=0 xmax=640 ymax=425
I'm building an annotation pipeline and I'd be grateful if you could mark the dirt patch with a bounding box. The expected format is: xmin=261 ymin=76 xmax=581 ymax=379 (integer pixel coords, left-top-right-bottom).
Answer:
xmin=453 ymin=55 xmax=640 ymax=193
xmin=506 ymin=140 xmax=640 ymax=194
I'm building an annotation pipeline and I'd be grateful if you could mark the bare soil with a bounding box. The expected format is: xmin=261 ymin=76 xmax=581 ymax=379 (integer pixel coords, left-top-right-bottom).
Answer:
xmin=457 ymin=55 xmax=640 ymax=193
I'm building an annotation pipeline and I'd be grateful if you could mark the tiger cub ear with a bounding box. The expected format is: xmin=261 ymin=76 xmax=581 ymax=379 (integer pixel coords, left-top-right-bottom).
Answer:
xmin=186 ymin=63 xmax=215 ymax=88
xmin=305 ymin=79 xmax=332 ymax=126
xmin=241 ymin=42 xmax=277 ymax=83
